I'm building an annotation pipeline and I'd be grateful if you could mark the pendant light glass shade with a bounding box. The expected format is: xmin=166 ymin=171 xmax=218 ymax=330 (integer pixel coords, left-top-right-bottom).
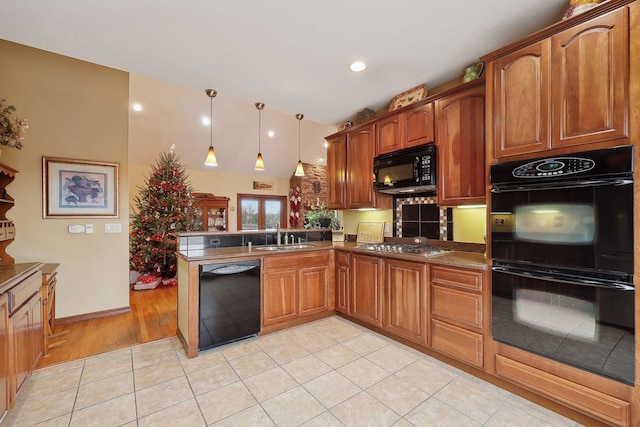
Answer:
xmin=204 ymin=89 xmax=218 ymax=166
xmin=294 ymin=113 xmax=305 ymax=176
xmin=255 ymin=102 xmax=265 ymax=171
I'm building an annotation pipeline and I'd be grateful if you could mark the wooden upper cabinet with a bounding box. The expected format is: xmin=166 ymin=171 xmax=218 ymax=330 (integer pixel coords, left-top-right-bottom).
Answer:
xmin=404 ymin=103 xmax=435 ymax=149
xmin=436 ymin=82 xmax=486 ymax=206
xmin=346 ymin=125 xmax=375 ymax=208
xmin=551 ymin=8 xmax=628 ymax=148
xmin=489 ymin=5 xmax=629 ymax=159
xmin=494 ymin=41 xmax=551 ymax=157
xmin=376 ymin=103 xmax=435 ymax=155
xmin=376 ymin=113 xmax=404 ymax=155
xmin=326 ymin=135 xmax=347 ymax=209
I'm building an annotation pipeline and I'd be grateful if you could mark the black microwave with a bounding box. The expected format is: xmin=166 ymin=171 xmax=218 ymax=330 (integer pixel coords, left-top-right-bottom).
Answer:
xmin=373 ymin=144 xmax=436 ymax=194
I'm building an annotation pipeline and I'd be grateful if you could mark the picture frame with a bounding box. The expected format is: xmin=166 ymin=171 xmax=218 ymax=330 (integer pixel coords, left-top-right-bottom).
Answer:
xmin=43 ymin=157 xmax=119 ymax=218
xmin=388 ymin=84 xmax=428 ymax=111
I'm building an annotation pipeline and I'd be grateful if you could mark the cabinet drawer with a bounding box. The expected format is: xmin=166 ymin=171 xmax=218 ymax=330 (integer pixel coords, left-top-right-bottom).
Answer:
xmin=431 ymin=319 xmax=483 ymax=368
xmin=264 ymin=251 xmax=329 ymax=270
xmin=336 ymin=251 xmax=349 ymax=266
xmin=431 ymin=285 xmax=482 ymax=329
xmin=8 ymin=272 xmax=40 ymax=313
xmin=495 ymin=355 xmax=630 ymax=427
xmin=431 ymin=265 xmax=483 ymax=292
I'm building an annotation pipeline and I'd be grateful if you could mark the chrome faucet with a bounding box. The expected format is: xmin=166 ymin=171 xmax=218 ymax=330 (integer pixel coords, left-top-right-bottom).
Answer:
xmin=276 ymin=222 xmax=281 ymax=245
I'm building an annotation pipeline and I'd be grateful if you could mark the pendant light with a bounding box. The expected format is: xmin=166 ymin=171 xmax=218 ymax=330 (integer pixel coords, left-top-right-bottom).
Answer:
xmin=254 ymin=102 xmax=265 ymax=171
xmin=204 ymin=89 xmax=218 ymax=166
xmin=294 ymin=113 xmax=305 ymax=176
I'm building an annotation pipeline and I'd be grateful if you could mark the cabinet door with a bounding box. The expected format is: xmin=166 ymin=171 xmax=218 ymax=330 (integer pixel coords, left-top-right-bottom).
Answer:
xmin=30 ymin=292 xmax=44 ymax=369
xmin=335 ymin=252 xmax=350 ymax=314
xmin=551 ymin=8 xmax=628 ymax=148
xmin=436 ymin=83 xmax=486 ymax=206
xmin=326 ymin=135 xmax=347 ymax=209
xmin=376 ymin=113 xmax=404 ymax=155
xmin=350 ymin=254 xmax=383 ymax=326
xmin=346 ymin=125 xmax=376 ymax=208
xmin=404 ymin=103 xmax=435 ymax=149
xmin=299 ymin=266 xmax=329 ymax=316
xmin=384 ymin=259 xmax=428 ymax=345
xmin=11 ymin=303 xmax=30 ymax=395
xmin=0 ymin=294 xmax=8 ymax=419
xmin=494 ymin=41 xmax=551 ymax=158
xmin=262 ymin=270 xmax=298 ymax=326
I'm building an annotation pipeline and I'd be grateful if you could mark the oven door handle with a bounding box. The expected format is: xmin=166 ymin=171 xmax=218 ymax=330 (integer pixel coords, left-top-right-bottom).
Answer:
xmin=491 ymin=178 xmax=632 ymax=193
xmin=491 ymin=265 xmax=635 ymax=291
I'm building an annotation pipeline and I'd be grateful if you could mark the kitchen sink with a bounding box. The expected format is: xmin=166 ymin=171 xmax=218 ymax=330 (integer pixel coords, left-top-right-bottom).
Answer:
xmin=254 ymin=244 xmax=314 ymax=251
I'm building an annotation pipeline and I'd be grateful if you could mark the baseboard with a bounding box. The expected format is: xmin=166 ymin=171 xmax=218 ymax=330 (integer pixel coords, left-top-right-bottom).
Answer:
xmin=55 ymin=306 xmax=131 ymax=325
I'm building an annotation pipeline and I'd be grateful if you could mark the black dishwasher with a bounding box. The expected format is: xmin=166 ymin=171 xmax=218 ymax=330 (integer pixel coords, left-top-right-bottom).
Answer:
xmin=199 ymin=259 xmax=261 ymax=351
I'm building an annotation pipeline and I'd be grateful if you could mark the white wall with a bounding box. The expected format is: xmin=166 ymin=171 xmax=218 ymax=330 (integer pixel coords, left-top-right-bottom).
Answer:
xmin=0 ymin=40 xmax=130 ymax=318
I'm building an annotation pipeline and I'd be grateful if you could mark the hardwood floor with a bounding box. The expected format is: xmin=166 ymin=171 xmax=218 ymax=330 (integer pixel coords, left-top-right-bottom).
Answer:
xmin=37 ymin=285 xmax=177 ymax=368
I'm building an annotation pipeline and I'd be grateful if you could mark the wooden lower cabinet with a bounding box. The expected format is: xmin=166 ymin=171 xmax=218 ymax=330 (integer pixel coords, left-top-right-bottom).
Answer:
xmin=350 ymin=254 xmax=383 ymax=326
xmin=495 ymin=355 xmax=631 ymax=427
xmin=262 ymin=270 xmax=298 ymax=326
xmin=299 ymin=266 xmax=330 ymax=316
xmin=335 ymin=251 xmax=350 ymax=314
xmin=383 ymin=259 xmax=428 ymax=345
xmin=262 ymin=251 xmax=331 ymax=328
xmin=430 ymin=265 xmax=484 ymax=368
xmin=0 ymin=293 xmax=8 ymax=423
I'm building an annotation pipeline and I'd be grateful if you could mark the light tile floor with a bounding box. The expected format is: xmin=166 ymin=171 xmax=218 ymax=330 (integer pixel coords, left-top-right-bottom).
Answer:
xmin=7 ymin=317 xmax=585 ymax=426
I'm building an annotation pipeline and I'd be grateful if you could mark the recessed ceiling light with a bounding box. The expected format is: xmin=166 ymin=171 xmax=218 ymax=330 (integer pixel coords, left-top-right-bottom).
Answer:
xmin=132 ymin=103 xmax=143 ymax=112
xmin=349 ymin=61 xmax=367 ymax=72
xmin=268 ymin=130 xmax=275 ymax=138
xmin=202 ymin=117 xmax=211 ymax=125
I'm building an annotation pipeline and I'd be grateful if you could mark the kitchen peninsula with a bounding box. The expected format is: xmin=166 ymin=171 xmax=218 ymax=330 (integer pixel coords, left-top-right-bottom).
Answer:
xmin=176 ymin=232 xmax=486 ymax=361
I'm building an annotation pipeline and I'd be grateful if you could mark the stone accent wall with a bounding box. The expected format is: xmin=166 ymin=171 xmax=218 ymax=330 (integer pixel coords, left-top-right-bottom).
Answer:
xmin=289 ymin=163 xmax=327 ymax=229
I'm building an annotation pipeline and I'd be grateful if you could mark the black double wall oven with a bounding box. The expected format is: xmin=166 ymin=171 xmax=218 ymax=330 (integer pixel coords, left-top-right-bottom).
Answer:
xmin=490 ymin=146 xmax=635 ymax=385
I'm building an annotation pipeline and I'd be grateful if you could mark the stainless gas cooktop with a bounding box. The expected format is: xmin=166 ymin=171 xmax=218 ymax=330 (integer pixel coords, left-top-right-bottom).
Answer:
xmin=355 ymin=243 xmax=452 ymax=257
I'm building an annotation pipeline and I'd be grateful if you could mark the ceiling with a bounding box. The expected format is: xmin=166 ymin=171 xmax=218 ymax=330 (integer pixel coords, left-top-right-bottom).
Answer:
xmin=1 ymin=0 xmax=568 ymax=177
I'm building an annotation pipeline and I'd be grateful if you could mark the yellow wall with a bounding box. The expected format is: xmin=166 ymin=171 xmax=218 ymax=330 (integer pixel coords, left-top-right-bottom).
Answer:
xmin=452 ymin=207 xmax=486 ymax=243
xmin=129 ymin=163 xmax=292 ymax=231
xmin=0 ymin=40 xmax=130 ymax=318
xmin=341 ymin=209 xmax=394 ymax=237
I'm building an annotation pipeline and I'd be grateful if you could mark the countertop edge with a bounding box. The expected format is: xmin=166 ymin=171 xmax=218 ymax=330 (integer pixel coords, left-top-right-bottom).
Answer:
xmin=0 ymin=262 xmax=45 ymax=295
xmin=179 ymin=242 xmax=487 ymax=271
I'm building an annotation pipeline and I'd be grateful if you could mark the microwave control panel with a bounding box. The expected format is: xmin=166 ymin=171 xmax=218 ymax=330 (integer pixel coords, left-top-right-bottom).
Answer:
xmin=512 ymin=157 xmax=595 ymax=178
xmin=420 ymin=155 xmax=433 ymax=183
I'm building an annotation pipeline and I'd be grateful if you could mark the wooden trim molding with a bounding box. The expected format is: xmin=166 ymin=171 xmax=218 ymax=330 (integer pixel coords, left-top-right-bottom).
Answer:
xmin=55 ymin=306 xmax=131 ymax=325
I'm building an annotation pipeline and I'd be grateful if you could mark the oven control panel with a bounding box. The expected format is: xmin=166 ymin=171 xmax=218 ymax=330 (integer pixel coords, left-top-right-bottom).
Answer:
xmin=512 ymin=157 xmax=595 ymax=178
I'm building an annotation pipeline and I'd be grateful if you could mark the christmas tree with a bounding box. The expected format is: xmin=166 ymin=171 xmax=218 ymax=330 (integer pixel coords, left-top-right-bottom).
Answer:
xmin=129 ymin=151 xmax=202 ymax=284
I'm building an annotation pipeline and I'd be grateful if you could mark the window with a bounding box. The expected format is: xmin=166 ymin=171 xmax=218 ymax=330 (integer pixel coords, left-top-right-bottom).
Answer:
xmin=237 ymin=194 xmax=287 ymax=230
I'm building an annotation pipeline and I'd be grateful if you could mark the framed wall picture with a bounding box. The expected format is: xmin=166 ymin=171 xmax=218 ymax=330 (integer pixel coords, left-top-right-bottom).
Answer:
xmin=43 ymin=157 xmax=119 ymax=218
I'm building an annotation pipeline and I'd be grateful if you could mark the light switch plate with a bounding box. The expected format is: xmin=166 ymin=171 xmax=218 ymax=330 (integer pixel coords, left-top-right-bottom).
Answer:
xmin=105 ymin=223 xmax=122 ymax=233
xmin=85 ymin=224 xmax=94 ymax=234
xmin=68 ymin=224 xmax=85 ymax=234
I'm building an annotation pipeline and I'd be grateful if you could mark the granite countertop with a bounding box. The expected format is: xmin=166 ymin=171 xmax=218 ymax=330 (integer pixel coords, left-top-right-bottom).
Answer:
xmin=0 ymin=262 xmax=45 ymax=295
xmin=179 ymin=241 xmax=487 ymax=271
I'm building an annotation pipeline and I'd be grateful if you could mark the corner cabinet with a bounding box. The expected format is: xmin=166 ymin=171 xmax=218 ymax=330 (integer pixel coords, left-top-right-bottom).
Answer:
xmin=486 ymin=4 xmax=629 ymax=159
xmin=0 ymin=164 xmax=17 ymax=265
xmin=435 ymin=81 xmax=486 ymax=206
